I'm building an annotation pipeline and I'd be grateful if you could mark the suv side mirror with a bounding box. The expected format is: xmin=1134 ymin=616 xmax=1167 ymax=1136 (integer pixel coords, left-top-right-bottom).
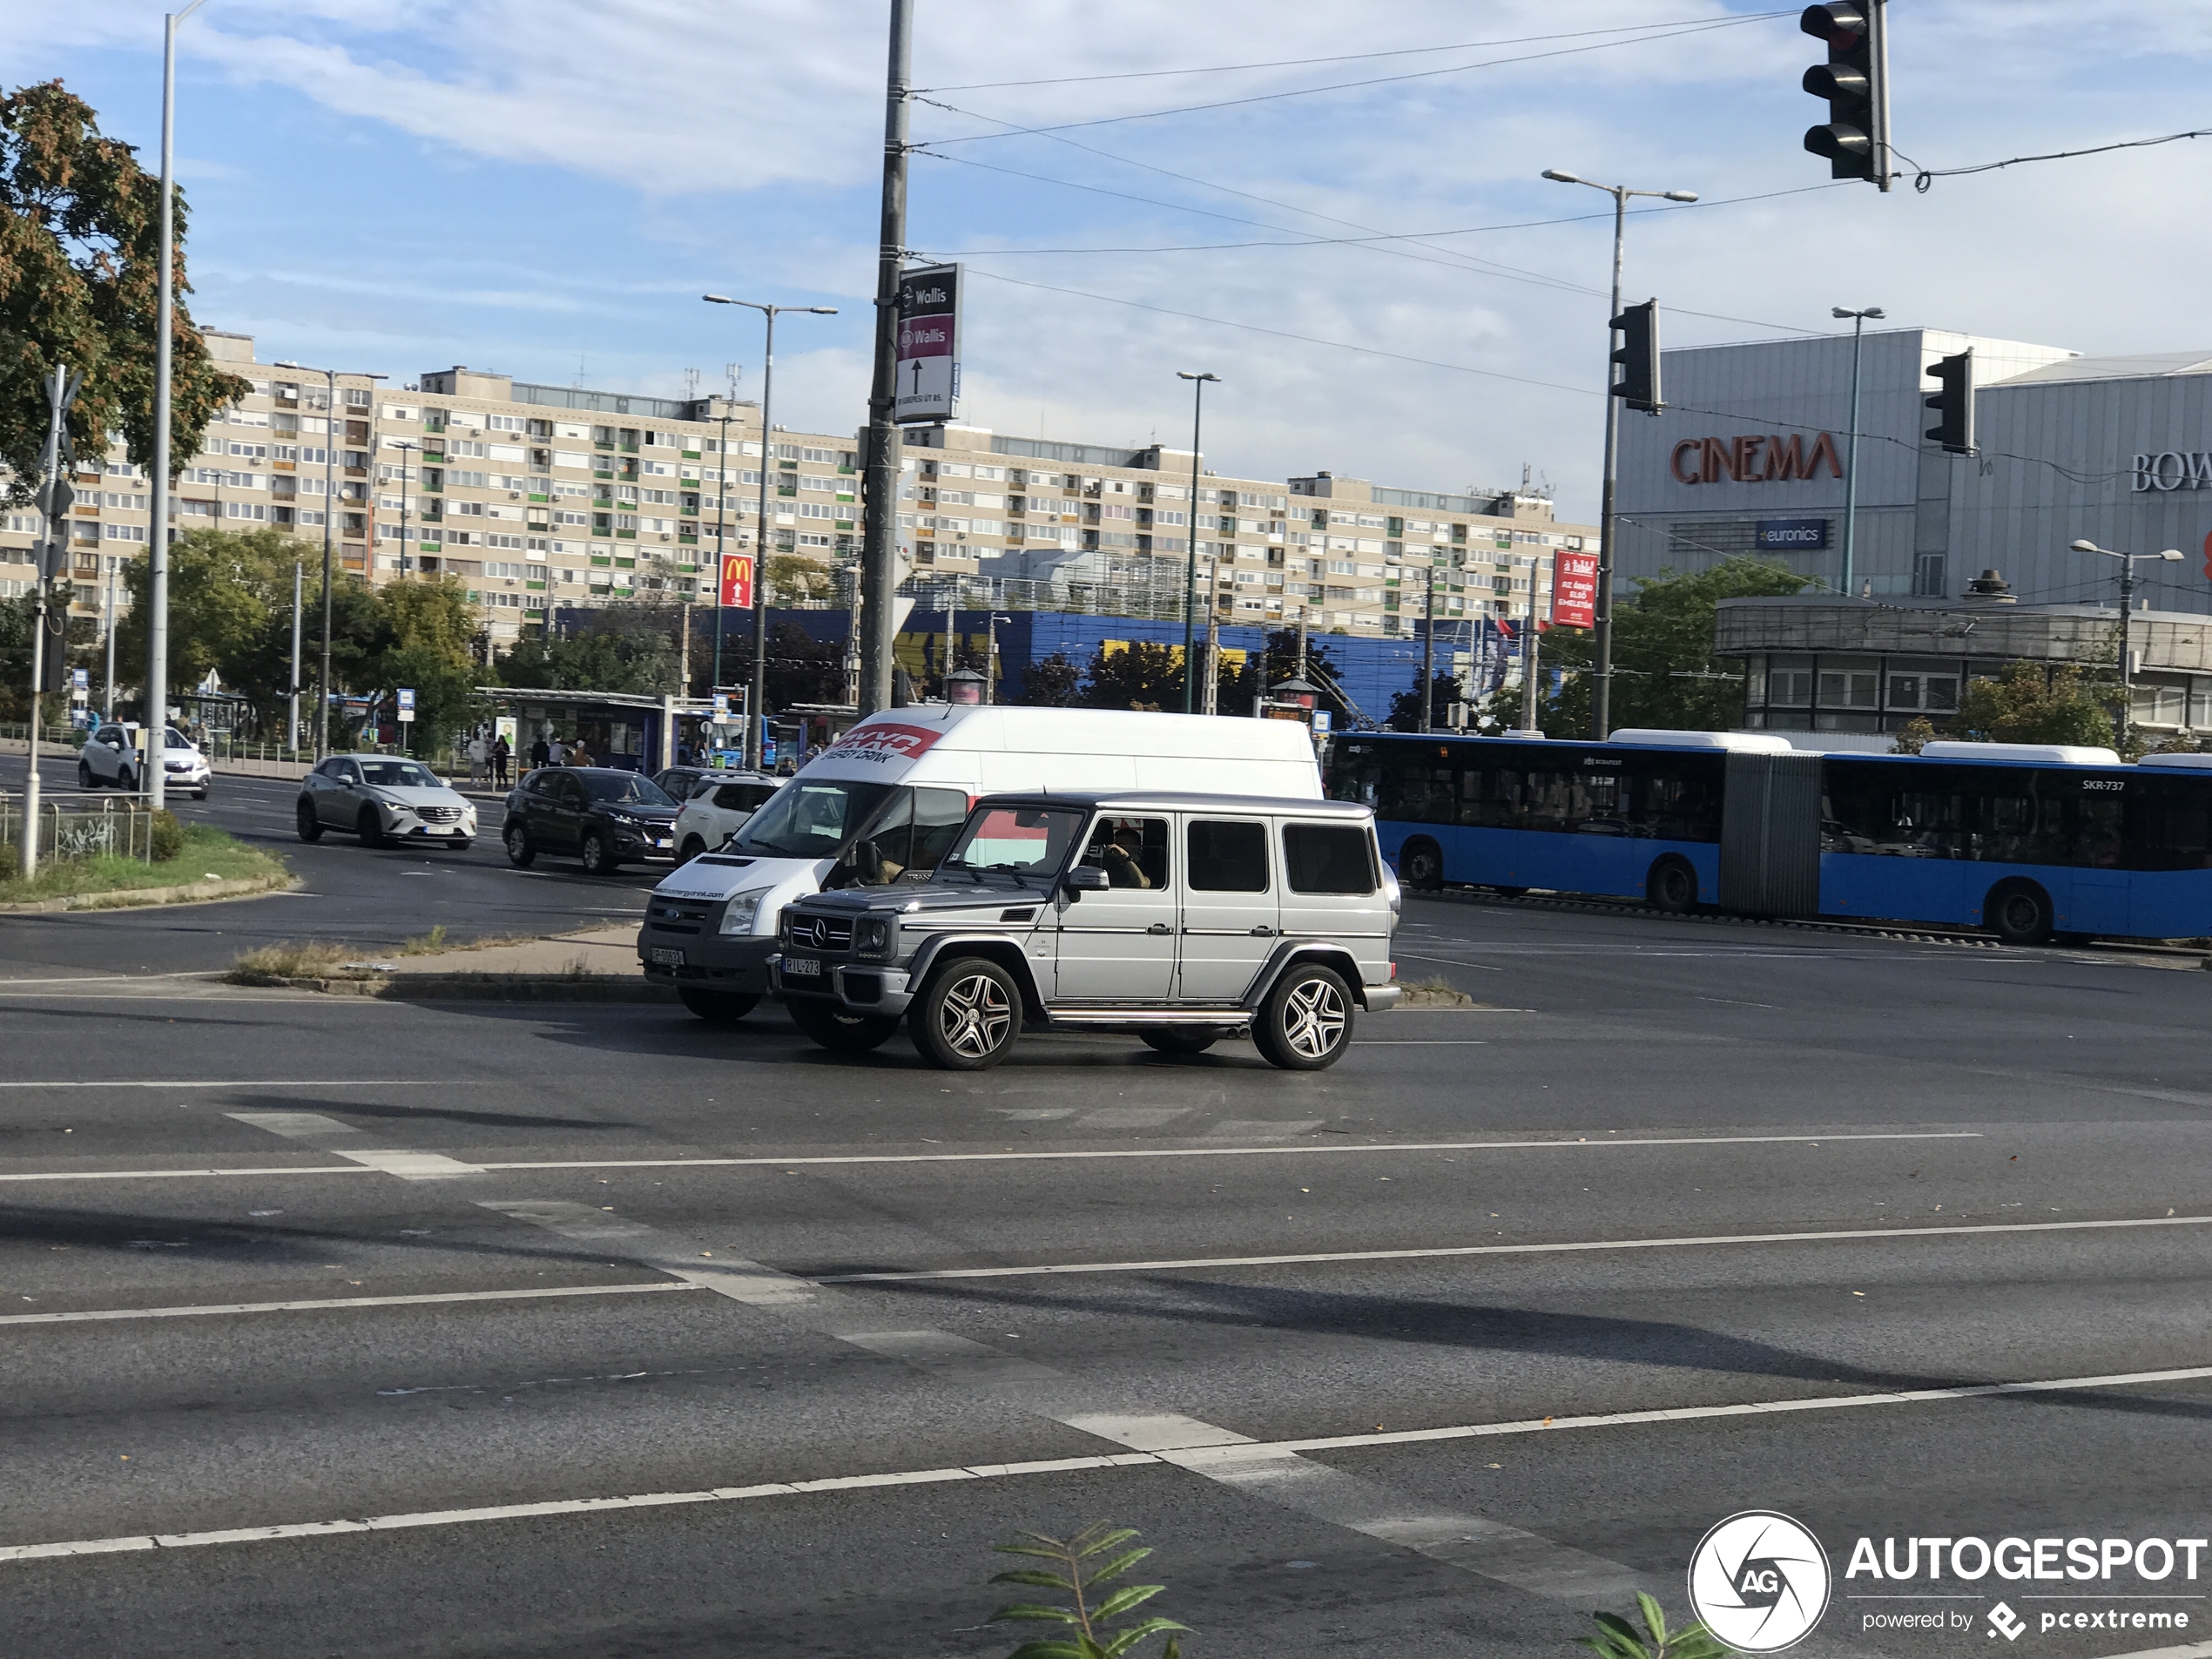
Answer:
xmin=1063 ymin=864 xmax=1109 ymax=894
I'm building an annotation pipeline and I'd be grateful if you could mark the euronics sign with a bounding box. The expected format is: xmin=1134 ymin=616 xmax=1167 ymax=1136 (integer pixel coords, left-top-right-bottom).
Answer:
xmin=1755 ymin=517 xmax=1830 ymax=550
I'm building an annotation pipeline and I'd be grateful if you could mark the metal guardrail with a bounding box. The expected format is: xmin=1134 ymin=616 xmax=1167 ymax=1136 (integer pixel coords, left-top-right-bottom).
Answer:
xmin=0 ymin=794 xmax=157 ymax=865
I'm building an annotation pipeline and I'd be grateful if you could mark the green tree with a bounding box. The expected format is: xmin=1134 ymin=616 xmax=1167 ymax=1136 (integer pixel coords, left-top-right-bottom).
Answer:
xmin=0 ymin=82 xmax=247 ymax=502
xmin=115 ymin=526 xmax=297 ymax=707
xmin=1082 ymin=641 xmax=1182 ymax=711
xmin=1017 ymin=649 xmax=1082 ymax=707
xmin=1534 ymin=556 xmax=1816 ymax=737
xmin=1387 ymin=671 xmax=1466 ymax=732
xmin=0 ymin=581 xmax=96 ymax=722
xmin=366 ymin=578 xmax=482 ymax=752
xmin=765 ymin=553 xmax=836 ymax=604
xmin=500 ymin=604 xmax=681 ymax=697
xmin=1952 ymin=661 xmax=2117 ymax=750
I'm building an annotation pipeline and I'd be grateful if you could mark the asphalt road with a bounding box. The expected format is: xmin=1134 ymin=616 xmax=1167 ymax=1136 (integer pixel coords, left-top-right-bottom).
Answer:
xmin=3 ymin=757 xmax=662 ymax=977
xmin=3 ymin=896 xmax=2209 ymax=1656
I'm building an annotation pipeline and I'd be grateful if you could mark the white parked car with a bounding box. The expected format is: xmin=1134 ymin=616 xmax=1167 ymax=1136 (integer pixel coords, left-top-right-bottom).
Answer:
xmin=673 ymin=771 xmax=782 ymax=862
xmin=296 ymin=754 xmax=476 ymax=849
xmin=78 ymin=723 xmax=209 ymax=799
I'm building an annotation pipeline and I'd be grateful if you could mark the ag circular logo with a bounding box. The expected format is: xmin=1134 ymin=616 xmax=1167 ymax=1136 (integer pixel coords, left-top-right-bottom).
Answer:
xmin=1687 ymin=1510 xmax=1831 ymax=1652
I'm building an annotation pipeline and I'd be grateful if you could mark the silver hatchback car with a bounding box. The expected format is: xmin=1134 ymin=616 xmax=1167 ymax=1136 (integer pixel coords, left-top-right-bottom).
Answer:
xmin=771 ymin=789 xmax=1400 ymax=1070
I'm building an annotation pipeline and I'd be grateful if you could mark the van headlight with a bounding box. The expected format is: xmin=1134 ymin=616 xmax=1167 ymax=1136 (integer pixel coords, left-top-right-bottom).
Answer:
xmin=718 ymin=888 xmax=771 ymax=935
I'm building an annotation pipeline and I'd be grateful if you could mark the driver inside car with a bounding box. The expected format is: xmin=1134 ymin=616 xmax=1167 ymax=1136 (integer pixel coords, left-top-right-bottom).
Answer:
xmin=1084 ymin=821 xmax=1153 ymax=888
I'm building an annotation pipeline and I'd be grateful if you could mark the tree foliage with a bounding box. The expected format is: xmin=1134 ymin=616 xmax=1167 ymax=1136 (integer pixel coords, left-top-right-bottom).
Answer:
xmin=1082 ymin=641 xmax=1182 ymax=711
xmin=0 ymin=81 xmax=248 ymax=501
xmin=1017 ymin=649 xmax=1083 ymax=707
xmin=1531 ymin=557 xmax=1816 ymax=737
xmin=1952 ymin=661 xmax=2117 ymax=750
xmin=115 ymin=526 xmax=297 ymax=702
xmin=1386 ymin=671 xmax=1466 ymax=732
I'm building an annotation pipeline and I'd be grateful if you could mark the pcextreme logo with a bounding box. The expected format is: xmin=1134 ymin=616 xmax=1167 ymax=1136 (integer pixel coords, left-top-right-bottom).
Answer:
xmin=1687 ymin=1511 xmax=1831 ymax=1653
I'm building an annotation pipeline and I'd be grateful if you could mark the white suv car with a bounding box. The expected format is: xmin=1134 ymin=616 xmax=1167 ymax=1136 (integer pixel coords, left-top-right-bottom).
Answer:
xmin=78 ymin=724 xmax=209 ymax=799
xmin=673 ymin=772 xmax=782 ymax=861
xmin=296 ymin=755 xmax=476 ymax=849
xmin=771 ymin=789 xmax=1400 ymax=1070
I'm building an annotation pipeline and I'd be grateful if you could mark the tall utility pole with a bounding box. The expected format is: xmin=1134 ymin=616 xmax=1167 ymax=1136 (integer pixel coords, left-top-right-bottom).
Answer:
xmin=711 ymin=401 xmax=732 ymax=696
xmin=1419 ymin=563 xmax=1438 ymax=732
xmin=859 ymin=0 xmax=914 ymax=717
xmin=274 ymin=360 xmax=379 ymax=759
xmin=2070 ymin=538 xmax=2183 ymax=746
xmin=1176 ymin=371 xmax=1218 ymax=713
xmin=1541 ymin=168 xmax=1696 ymax=738
xmin=287 ymin=559 xmax=302 ymax=752
xmin=394 ymin=439 xmax=418 ymax=577
xmin=704 ymin=299 xmax=837 ymax=767
xmin=104 ymin=563 xmax=118 ymax=721
xmin=148 ymin=3 xmax=209 ymax=808
xmin=24 ymin=363 xmax=81 ymax=878
xmin=1832 ymin=307 xmax=1883 ymax=599
xmin=1519 ymin=554 xmax=1545 ymax=734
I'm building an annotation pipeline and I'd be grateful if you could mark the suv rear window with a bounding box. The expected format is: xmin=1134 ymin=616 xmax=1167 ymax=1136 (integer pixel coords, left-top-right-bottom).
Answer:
xmin=1281 ymin=822 xmax=1375 ymax=894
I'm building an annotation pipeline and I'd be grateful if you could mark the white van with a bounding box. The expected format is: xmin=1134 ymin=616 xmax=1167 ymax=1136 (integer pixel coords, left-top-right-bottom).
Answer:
xmin=636 ymin=705 xmax=1323 ymax=1023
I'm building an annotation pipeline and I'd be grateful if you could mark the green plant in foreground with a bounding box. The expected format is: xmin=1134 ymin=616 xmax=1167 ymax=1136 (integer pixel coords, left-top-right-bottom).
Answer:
xmin=989 ymin=1521 xmax=1188 ymax=1658
xmin=1578 ymin=1593 xmax=1730 ymax=1659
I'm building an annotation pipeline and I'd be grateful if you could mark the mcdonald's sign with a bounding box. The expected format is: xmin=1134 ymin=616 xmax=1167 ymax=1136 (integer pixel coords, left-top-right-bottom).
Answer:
xmin=719 ymin=553 xmax=754 ymax=609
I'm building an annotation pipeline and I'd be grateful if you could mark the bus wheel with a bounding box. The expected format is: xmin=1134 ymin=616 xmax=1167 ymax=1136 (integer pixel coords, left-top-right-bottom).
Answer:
xmin=1401 ymin=839 xmax=1445 ymax=892
xmin=1987 ymin=881 xmax=2054 ymax=946
xmin=1646 ymin=856 xmax=1699 ymax=914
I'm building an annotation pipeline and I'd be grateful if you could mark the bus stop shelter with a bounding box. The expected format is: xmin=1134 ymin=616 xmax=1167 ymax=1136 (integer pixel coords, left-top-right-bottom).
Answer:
xmin=474 ymin=689 xmax=719 ymax=773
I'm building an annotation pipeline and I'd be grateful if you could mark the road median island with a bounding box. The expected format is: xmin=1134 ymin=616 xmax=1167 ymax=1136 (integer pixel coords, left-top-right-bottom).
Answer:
xmin=226 ymin=921 xmax=670 ymax=1001
xmin=0 ymin=823 xmax=293 ymax=914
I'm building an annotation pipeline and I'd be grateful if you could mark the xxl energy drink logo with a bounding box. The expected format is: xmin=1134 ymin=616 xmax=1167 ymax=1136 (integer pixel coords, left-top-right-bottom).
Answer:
xmin=821 ymin=721 xmax=945 ymax=766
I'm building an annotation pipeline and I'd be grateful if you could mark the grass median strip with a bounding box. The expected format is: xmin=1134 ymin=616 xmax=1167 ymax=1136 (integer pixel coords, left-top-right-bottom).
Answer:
xmin=0 ymin=823 xmax=287 ymax=911
xmin=8 ymin=1361 xmax=2209 ymax=1565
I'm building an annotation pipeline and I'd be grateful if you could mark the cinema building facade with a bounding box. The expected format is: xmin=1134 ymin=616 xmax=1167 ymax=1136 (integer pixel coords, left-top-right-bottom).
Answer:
xmin=1614 ymin=329 xmax=2212 ymax=739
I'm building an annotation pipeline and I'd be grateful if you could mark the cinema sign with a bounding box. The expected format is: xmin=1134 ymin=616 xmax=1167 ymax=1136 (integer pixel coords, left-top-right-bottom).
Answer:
xmin=1670 ymin=431 xmax=1844 ymax=486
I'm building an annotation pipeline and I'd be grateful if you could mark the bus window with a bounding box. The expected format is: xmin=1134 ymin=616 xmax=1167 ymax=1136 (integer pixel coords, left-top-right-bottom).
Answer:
xmin=2132 ymin=780 xmax=2212 ymax=871
xmin=1973 ymin=783 xmax=2070 ymax=866
xmin=1825 ymin=763 xmax=1964 ymax=858
xmin=2073 ymin=795 xmax=2124 ymax=869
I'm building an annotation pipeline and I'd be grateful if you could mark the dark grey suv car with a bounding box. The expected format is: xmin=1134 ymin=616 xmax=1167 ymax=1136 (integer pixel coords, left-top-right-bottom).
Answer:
xmin=770 ymin=789 xmax=1399 ymax=1070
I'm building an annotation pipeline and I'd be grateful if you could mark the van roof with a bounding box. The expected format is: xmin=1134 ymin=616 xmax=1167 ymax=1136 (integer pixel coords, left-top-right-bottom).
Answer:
xmin=976 ymin=789 xmax=1370 ymax=818
xmin=816 ymin=705 xmax=1323 ymax=764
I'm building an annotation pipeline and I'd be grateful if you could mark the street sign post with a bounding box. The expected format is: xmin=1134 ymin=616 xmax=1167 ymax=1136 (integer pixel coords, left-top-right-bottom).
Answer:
xmin=396 ymin=687 xmax=416 ymax=724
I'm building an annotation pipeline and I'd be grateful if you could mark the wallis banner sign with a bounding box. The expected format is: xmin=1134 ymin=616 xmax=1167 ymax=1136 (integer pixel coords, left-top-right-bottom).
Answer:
xmin=1671 ymin=431 xmax=1844 ymax=486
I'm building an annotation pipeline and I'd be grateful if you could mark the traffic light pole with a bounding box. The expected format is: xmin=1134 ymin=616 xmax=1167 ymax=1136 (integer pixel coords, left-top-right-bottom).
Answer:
xmin=858 ymin=0 xmax=914 ymax=718
xmin=1592 ymin=186 xmax=1627 ymax=743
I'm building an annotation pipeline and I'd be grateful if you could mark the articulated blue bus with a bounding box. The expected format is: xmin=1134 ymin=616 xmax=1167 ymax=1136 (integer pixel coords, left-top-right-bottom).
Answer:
xmin=1325 ymin=729 xmax=2212 ymax=944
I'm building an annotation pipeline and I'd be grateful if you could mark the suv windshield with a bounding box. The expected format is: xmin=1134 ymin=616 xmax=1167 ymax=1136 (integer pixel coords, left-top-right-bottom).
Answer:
xmin=582 ymin=772 xmax=674 ymax=806
xmin=360 ymin=760 xmax=439 ymax=789
xmin=736 ymin=779 xmax=895 ymax=860
xmin=940 ymin=804 xmax=1087 ymax=885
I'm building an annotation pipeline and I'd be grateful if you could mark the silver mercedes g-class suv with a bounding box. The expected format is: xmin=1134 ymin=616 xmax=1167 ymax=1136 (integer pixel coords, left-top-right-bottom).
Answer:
xmin=768 ymin=789 xmax=1400 ymax=1070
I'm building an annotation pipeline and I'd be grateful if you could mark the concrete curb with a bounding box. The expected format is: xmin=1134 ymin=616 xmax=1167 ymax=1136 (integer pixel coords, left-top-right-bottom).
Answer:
xmin=0 ymin=871 xmax=299 ymax=915
xmin=231 ymin=971 xmax=676 ymax=1003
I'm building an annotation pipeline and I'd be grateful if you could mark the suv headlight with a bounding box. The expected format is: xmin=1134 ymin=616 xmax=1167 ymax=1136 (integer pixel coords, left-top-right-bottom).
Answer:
xmin=719 ymin=888 xmax=770 ymax=936
xmin=853 ymin=917 xmax=893 ymax=958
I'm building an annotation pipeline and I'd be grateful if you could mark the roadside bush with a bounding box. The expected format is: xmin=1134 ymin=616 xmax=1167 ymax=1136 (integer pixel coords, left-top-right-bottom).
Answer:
xmin=150 ymin=810 xmax=186 ymax=862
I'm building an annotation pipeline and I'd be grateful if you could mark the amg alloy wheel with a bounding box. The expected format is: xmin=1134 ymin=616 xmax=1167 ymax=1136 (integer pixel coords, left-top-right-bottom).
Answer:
xmin=910 ymin=957 xmax=1020 ymax=1070
xmin=1253 ymin=964 xmax=1354 ymax=1071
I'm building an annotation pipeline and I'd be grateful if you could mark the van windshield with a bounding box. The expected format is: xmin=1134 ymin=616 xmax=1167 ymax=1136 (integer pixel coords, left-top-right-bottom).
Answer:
xmin=734 ymin=779 xmax=896 ymax=860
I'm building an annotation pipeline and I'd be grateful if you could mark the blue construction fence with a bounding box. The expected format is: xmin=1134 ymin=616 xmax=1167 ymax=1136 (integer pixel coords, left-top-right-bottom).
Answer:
xmin=687 ymin=607 xmax=1525 ymax=727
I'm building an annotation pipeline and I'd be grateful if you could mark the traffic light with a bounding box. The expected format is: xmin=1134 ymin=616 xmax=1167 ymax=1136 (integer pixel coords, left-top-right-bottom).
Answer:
xmin=1925 ymin=350 xmax=1974 ymax=455
xmin=1610 ymin=299 xmax=1661 ymax=413
xmin=1801 ymin=3 xmax=1886 ymax=186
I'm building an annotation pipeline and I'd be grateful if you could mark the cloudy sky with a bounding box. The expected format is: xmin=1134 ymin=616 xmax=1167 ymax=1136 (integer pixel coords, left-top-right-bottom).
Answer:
xmin=17 ymin=2 xmax=2212 ymax=522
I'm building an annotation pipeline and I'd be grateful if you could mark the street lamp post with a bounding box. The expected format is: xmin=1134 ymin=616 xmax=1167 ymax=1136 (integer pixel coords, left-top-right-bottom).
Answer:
xmin=2070 ymin=538 xmax=2183 ymax=742
xmin=275 ymin=360 xmax=383 ymax=759
xmin=1831 ymin=307 xmax=1885 ymax=599
xmin=392 ymin=439 xmax=419 ymax=577
xmin=1176 ymin=371 xmax=1219 ymax=713
xmin=704 ymin=296 xmax=839 ymax=769
xmin=146 ymin=0 xmax=212 ymax=810
xmin=1541 ymin=169 xmax=1696 ymax=739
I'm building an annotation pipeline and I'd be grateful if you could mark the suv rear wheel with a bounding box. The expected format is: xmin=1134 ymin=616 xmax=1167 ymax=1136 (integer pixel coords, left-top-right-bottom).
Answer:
xmin=787 ymin=996 xmax=902 ymax=1054
xmin=910 ymin=956 xmax=1021 ymax=1070
xmin=1253 ymin=963 xmax=1355 ymax=1071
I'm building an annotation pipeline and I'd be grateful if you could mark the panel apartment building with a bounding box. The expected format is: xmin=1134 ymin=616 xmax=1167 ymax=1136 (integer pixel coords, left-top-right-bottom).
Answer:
xmin=0 ymin=327 xmax=1592 ymax=651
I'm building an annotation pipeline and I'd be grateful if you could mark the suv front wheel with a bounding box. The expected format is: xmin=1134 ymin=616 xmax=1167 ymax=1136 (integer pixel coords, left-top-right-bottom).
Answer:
xmin=787 ymin=996 xmax=902 ymax=1054
xmin=910 ymin=956 xmax=1021 ymax=1070
xmin=1253 ymin=963 xmax=1355 ymax=1071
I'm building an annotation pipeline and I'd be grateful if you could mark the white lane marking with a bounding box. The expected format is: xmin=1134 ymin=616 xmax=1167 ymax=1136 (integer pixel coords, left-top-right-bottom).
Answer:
xmin=1355 ymin=1041 xmax=1487 ymax=1046
xmin=482 ymin=1201 xmax=815 ymax=1306
xmin=12 ymin=1361 xmax=2204 ymax=1568
xmin=227 ymin=1111 xmax=486 ymax=1181
xmin=1203 ymin=1120 xmax=1323 ymax=1141
xmin=0 ymin=1282 xmax=698 ymax=1326
xmin=0 ymin=1130 xmax=1986 ymax=1185
xmin=0 ymin=1080 xmax=442 ymax=1089
xmin=816 ymin=1211 xmax=2212 ymax=1284
xmin=475 ymin=1130 xmax=1982 ymax=1171
xmin=0 ymin=1130 xmax=1989 ymax=1186
xmin=226 ymin=1111 xmax=362 ymax=1139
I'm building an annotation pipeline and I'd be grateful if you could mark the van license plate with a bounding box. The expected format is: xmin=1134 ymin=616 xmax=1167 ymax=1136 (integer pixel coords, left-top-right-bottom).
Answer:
xmin=649 ymin=948 xmax=684 ymax=967
xmin=784 ymin=956 xmax=820 ymax=978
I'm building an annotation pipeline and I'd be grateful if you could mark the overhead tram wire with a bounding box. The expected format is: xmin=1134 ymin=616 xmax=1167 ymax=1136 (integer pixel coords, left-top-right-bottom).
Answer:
xmin=1897 ymin=125 xmax=2212 ymax=194
xmin=921 ymin=15 xmax=1797 ymax=94
xmin=916 ymin=12 xmax=1789 ymax=145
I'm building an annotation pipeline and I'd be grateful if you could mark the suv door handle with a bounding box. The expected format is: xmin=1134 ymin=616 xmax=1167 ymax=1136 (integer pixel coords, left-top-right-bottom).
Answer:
xmin=1248 ymin=926 xmax=1277 ymax=936
xmin=1145 ymin=923 xmax=1172 ymax=935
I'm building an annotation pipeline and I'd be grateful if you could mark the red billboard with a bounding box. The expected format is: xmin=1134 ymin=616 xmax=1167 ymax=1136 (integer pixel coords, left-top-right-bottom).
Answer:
xmin=718 ymin=553 xmax=754 ymax=610
xmin=1552 ymin=550 xmax=1597 ymax=629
